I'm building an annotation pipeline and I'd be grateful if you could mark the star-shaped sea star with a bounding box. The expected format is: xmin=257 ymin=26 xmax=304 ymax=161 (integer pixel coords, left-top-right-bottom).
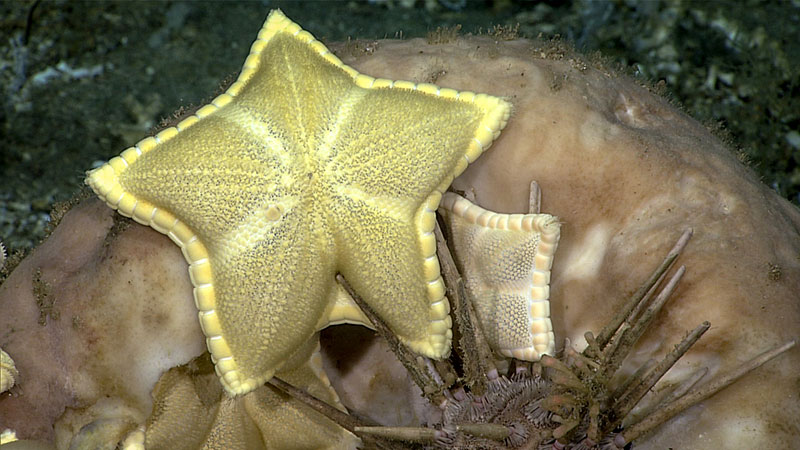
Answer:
xmin=86 ymin=9 xmax=511 ymax=396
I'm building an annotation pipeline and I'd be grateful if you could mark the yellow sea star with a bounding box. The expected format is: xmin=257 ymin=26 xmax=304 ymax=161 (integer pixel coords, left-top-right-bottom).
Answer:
xmin=85 ymin=9 xmax=511 ymax=396
xmin=122 ymin=336 xmax=359 ymax=449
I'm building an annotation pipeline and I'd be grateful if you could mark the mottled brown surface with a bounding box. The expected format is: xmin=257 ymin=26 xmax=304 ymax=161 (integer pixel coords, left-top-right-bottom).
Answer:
xmin=0 ymin=200 xmax=205 ymax=446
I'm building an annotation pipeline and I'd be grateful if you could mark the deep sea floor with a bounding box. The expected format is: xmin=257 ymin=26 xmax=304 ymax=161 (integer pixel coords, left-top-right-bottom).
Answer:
xmin=1 ymin=0 xmax=798 ymax=253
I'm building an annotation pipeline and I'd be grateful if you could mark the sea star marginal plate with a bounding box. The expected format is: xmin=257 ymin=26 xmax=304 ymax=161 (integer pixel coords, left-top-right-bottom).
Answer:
xmin=85 ymin=9 xmax=512 ymax=396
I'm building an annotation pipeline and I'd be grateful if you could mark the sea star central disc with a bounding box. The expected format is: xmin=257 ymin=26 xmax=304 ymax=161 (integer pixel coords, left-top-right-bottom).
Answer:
xmin=86 ymin=9 xmax=511 ymax=396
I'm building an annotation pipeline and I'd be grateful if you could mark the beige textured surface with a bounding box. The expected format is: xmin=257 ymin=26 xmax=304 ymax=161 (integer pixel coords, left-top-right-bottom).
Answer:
xmin=85 ymin=10 xmax=510 ymax=396
xmin=140 ymin=338 xmax=358 ymax=450
xmin=0 ymin=200 xmax=205 ymax=445
xmin=331 ymin=36 xmax=800 ymax=448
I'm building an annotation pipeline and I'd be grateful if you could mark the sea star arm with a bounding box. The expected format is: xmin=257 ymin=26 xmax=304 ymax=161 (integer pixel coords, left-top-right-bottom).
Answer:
xmin=439 ymin=191 xmax=560 ymax=360
xmin=324 ymin=81 xmax=510 ymax=359
xmin=135 ymin=335 xmax=358 ymax=450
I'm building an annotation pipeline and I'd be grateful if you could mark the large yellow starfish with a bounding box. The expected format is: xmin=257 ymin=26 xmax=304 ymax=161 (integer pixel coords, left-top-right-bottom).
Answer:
xmin=86 ymin=9 xmax=511 ymax=396
xmin=123 ymin=337 xmax=359 ymax=449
